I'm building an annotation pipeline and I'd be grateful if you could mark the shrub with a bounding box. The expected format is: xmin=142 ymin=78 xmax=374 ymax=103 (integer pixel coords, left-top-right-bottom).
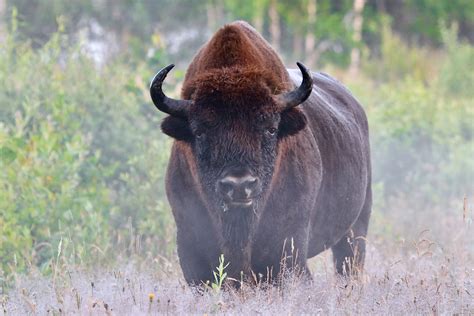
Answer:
xmin=0 ymin=24 xmax=174 ymax=277
xmin=438 ymin=23 xmax=474 ymax=99
xmin=362 ymin=24 xmax=436 ymax=84
xmin=0 ymin=33 xmax=111 ymax=273
xmin=351 ymin=24 xmax=473 ymax=239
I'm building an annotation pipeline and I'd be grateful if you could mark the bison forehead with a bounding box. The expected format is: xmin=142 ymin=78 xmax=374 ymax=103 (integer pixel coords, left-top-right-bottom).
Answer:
xmin=185 ymin=66 xmax=286 ymax=111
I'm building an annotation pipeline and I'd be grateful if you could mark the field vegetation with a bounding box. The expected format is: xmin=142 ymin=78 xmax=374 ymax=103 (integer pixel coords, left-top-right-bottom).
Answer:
xmin=0 ymin=1 xmax=473 ymax=314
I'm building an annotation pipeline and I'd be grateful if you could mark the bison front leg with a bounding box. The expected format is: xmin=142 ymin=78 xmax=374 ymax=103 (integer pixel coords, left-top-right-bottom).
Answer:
xmin=252 ymin=224 xmax=312 ymax=284
xmin=277 ymin=234 xmax=312 ymax=281
xmin=173 ymin=210 xmax=221 ymax=286
xmin=176 ymin=230 xmax=215 ymax=286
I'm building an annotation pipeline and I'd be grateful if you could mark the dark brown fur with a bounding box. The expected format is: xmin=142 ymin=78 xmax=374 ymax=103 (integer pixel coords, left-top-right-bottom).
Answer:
xmin=160 ymin=21 xmax=371 ymax=285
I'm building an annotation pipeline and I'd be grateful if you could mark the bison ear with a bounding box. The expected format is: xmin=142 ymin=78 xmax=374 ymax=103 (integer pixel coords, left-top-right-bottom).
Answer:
xmin=278 ymin=108 xmax=307 ymax=138
xmin=161 ymin=116 xmax=193 ymax=141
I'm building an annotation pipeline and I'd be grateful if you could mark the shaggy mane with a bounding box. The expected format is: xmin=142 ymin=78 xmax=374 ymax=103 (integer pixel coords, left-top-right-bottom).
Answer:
xmin=182 ymin=21 xmax=292 ymax=101
xmin=183 ymin=66 xmax=285 ymax=109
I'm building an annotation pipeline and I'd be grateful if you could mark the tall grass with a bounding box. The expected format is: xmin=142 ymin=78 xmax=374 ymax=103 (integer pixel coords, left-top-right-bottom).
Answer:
xmin=3 ymin=213 xmax=472 ymax=314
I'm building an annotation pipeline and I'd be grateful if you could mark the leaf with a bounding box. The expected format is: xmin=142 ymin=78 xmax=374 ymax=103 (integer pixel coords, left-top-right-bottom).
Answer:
xmin=0 ymin=147 xmax=17 ymax=164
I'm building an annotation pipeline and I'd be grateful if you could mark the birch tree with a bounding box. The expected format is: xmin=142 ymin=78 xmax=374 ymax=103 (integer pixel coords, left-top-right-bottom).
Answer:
xmin=269 ymin=0 xmax=281 ymax=52
xmin=349 ymin=0 xmax=365 ymax=76
xmin=305 ymin=0 xmax=317 ymax=68
xmin=0 ymin=0 xmax=6 ymax=43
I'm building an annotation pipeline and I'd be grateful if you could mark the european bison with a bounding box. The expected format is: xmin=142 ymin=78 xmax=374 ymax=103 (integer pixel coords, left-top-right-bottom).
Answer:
xmin=150 ymin=21 xmax=371 ymax=285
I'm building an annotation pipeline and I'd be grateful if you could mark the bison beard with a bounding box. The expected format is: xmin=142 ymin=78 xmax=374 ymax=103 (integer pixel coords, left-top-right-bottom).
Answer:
xmin=222 ymin=206 xmax=255 ymax=247
xmin=220 ymin=205 xmax=257 ymax=276
xmin=149 ymin=21 xmax=372 ymax=287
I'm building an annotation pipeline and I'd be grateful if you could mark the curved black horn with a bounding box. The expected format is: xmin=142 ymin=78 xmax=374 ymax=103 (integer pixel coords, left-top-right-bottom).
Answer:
xmin=275 ymin=62 xmax=313 ymax=112
xmin=150 ymin=64 xmax=191 ymax=118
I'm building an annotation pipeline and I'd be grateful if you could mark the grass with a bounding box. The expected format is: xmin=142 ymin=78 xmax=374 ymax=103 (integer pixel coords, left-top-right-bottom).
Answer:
xmin=2 ymin=206 xmax=472 ymax=315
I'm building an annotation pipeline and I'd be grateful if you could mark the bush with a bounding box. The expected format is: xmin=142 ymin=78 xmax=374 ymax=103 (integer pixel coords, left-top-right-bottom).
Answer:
xmin=362 ymin=24 xmax=436 ymax=84
xmin=352 ymin=24 xmax=473 ymax=239
xmin=368 ymin=77 xmax=472 ymax=204
xmin=0 ymin=33 xmax=109 ymax=273
xmin=438 ymin=23 xmax=474 ymax=99
xmin=0 ymin=26 xmax=174 ymax=277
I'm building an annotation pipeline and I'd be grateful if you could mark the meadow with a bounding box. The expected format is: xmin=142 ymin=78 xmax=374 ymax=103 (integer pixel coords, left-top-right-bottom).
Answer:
xmin=1 ymin=10 xmax=473 ymax=315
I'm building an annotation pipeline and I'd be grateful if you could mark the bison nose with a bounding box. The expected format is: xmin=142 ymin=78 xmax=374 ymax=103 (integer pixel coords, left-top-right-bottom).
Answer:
xmin=217 ymin=174 xmax=259 ymax=203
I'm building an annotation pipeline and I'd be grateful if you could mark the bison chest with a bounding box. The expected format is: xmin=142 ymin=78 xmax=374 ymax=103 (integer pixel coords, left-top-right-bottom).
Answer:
xmin=250 ymin=157 xmax=321 ymax=272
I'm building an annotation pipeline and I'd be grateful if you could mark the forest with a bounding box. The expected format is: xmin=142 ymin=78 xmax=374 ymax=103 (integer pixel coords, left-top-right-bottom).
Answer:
xmin=0 ymin=0 xmax=473 ymax=314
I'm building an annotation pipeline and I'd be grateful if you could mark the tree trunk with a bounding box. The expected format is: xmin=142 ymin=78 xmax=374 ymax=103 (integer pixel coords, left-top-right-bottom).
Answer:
xmin=268 ymin=0 xmax=280 ymax=52
xmin=304 ymin=0 xmax=317 ymax=68
xmin=349 ymin=0 xmax=366 ymax=76
xmin=0 ymin=0 xmax=6 ymax=43
xmin=206 ymin=0 xmax=224 ymax=32
xmin=206 ymin=2 xmax=215 ymax=31
xmin=293 ymin=34 xmax=303 ymax=62
xmin=252 ymin=1 xmax=265 ymax=33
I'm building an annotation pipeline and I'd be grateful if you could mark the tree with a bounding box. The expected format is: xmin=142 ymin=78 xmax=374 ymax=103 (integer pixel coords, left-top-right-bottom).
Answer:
xmin=305 ymin=0 xmax=317 ymax=68
xmin=349 ymin=0 xmax=365 ymax=76
xmin=0 ymin=0 xmax=5 ymax=42
xmin=269 ymin=0 xmax=281 ymax=52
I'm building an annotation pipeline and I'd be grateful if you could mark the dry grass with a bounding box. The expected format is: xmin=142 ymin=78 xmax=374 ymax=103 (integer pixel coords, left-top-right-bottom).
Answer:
xmin=2 ymin=214 xmax=473 ymax=315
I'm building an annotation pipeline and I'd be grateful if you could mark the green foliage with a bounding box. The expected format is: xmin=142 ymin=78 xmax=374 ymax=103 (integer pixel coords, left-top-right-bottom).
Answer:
xmin=0 ymin=32 xmax=111 ymax=273
xmin=403 ymin=0 xmax=474 ymax=45
xmin=0 ymin=24 xmax=174 ymax=276
xmin=211 ymin=254 xmax=230 ymax=292
xmin=352 ymin=25 xmax=473 ymax=239
xmin=438 ymin=23 xmax=474 ymax=98
xmin=4 ymin=0 xmax=474 ymax=70
xmin=362 ymin=23 xmax=435 ymax=83
xmin=367 ymin=77 xmax=472 ymax=203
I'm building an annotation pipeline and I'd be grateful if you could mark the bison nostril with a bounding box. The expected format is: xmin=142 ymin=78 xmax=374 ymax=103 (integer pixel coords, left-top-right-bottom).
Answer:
xmin=244 ymin=188 xmax=252 ymax=198
xmin=217 ymin=175 xmax=259 ymax=201
xmin=217 ymin=180 xmax=234 ymax=197
xmin=246 ymin=178 xmax=258 ymax=189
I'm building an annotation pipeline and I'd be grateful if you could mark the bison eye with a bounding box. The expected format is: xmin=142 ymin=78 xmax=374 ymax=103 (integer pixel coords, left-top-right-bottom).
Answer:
xmin=267 ymin=127 xmax=277 ymax=136
xmin=195 ymin=130 xmax=204 ymax=139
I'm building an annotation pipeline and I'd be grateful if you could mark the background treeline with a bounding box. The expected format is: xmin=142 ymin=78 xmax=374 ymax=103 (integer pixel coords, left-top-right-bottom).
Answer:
xmin=2 ymin=0 xmax=474 ymax=68
xmin=0 ymin=0 xmax=473 ymax=283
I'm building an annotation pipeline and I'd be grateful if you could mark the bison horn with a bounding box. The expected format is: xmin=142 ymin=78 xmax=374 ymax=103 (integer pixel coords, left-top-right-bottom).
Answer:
xmin=150 ymin=64 xmax=191 ymax=118
xmin=275 ymin=62 xmax=313 ymax=112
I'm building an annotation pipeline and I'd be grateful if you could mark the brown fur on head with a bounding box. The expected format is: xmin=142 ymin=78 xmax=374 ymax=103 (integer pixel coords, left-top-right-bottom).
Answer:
xmin=185 ymin=66 xmax=280 ymax=110
xmin=162 ymin=21 xmax=308 ymax=142
xmin=162 ymin=65 xmax=307 ymax=141
xmin=182 ymin=21 xmax=292 ymax=100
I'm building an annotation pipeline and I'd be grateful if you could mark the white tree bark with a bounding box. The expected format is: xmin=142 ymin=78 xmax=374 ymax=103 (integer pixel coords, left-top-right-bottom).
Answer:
xmin=206 ymin=0 xmax=224 ymax=32
xmin=293 ymin=34 xmax=303 ymax=61
xmin=0 ymin=0 xmax=6 ymax=43
xmin=269 ymin=0 xmax=280 ymax=52
xmin=252 ymin=1 xmax=265 ymax=34
xmin=305 ymin=0 xmax=317 ymax=68
xmin=349 ymin=0 xmax=366 ymax=76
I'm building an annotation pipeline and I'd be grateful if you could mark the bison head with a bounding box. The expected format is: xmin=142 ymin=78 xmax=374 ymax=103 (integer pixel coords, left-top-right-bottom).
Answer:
xmin=150 ymin=63 xmax=312 ymax=247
